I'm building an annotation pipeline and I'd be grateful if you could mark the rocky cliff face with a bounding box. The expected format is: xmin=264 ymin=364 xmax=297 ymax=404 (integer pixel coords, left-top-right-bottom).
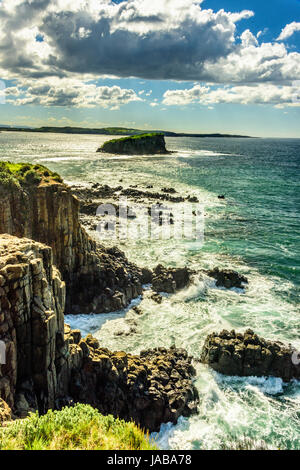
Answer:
xmin=0 ymin=178 xmax=142 ymax=314
xmin=0 ymin=235 xmax=67 ymax=411
xmin=0 ymin=235 xmax=198 ymax=430
xmin=97 ymin=133 xmax=170 ymax=155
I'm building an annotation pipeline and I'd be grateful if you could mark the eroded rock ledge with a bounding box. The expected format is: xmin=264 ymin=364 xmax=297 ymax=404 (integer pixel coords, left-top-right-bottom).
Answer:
xmin=0 ymin=235 xmax=198 ymax=430
xmin=201 ymin=329 xmax=300 ymax=382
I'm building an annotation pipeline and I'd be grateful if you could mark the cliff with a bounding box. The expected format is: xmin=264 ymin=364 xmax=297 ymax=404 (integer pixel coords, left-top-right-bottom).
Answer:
xmin=0 ymin=235 xmax=198 ymax=431
xmin=97 ymin=133 xmax=170 ymax=155
xmin=0 ymin=163 xmax=199 ymax=431
xmin=0 ymin=162 xmax=142 ymax=314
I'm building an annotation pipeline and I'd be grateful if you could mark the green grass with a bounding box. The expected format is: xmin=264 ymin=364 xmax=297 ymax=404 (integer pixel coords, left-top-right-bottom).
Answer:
xmin=0 ymin=404 xmax=157 ymax=450
xmin=0 ymin=161 xmax=63 ymax=189
xmin=102 ymin=133 xmax=164 ymax=145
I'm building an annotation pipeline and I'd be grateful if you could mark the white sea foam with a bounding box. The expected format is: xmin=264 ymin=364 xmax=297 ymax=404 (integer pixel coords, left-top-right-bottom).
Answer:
xmin=65 ymin=296 xmax=142 ymax=338
xmin=175 ymin=149 xmax=237 ymax=157
xmin=214 ymin=373 xmax=285 ymax=396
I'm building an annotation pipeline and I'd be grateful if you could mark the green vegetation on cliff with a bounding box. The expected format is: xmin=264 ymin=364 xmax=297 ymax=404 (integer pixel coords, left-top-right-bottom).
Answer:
xmin=0 ymin=161 xmax=63 ymax=189
xmin=102 ymin=132 xmax=164 ymax=145
xmin=0 ymin=404 xmax=157 ymax=450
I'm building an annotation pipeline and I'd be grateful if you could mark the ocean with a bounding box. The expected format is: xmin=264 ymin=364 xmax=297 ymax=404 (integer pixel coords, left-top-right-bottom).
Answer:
xmin=1 ymin=131 xmax=299 ymax=449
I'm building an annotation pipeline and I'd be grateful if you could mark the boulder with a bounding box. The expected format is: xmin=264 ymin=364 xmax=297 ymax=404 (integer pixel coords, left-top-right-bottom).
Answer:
xmin=201 ymin=329 xmax=300 ymax=382
xmin=152 ymin=265 xmax=192 ymax=293
xmin=206 ymin=267 xmax=248 ymax=289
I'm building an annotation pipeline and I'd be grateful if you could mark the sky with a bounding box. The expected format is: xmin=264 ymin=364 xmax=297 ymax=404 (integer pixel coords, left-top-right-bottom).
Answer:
xmin=0 ymin=0 xmax=299 ymax=137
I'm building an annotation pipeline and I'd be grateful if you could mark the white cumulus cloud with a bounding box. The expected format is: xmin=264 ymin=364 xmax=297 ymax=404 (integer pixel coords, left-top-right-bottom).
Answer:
xmin=277 ymin=22 xmax=300 ymax=41
xmin=0 ymin=0 xmax=298 ymax=109
xmin=5 ymin=78 xmax=141 ymax=109
xmin=163 ymin=83 xmax=300 ymax=108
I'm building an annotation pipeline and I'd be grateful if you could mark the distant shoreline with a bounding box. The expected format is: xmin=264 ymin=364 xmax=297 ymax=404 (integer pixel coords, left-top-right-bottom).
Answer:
xmin=0 ymin=125 xmax=254 ymax=139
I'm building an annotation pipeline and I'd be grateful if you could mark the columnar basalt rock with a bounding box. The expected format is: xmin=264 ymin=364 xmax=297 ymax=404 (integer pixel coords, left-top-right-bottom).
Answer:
xmin=0 ymin=235 xmax=67 ymax=411
xmin=0 ymin=235 xmax=199 ymax=429
xmin=201 ymin=329 xmax=300 ymax=382
xmin=0 ymin=178 xmax=142 ymax=314
xmin=70 ymin=340 xmax=199 ymax=432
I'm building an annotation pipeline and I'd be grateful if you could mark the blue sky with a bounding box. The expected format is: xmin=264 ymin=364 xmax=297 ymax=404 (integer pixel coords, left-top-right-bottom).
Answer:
xmin=0 ymin=0 xmax=299 ymax=137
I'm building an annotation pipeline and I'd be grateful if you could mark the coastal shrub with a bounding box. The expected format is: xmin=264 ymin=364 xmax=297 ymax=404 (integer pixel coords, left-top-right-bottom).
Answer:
xmin=0 ymin=403 xmax=157 ymax=450
xmin=52 ymin=172 xmax=63 ymax=182
xmin=0 ymin=171 xmax=20 ymax=189
xmin=0 ymin=161 xmax=63 ymax=187
xmin=24 ymin=169 xmax=42 ymax=185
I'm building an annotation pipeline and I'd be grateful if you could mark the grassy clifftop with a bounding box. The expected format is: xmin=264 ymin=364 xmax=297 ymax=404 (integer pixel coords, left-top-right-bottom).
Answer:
xmin=0 ymin=404 xmax=157 ymax=450
xmin=101 ymin=132 xmax=164 ymax=145
xmin=0 ymin=161 xmax=63 ymax=189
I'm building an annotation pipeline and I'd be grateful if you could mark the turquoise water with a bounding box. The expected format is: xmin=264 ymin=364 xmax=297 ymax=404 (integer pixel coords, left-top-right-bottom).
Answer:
xmin=1 ymin=132 xmax=300 ymax=449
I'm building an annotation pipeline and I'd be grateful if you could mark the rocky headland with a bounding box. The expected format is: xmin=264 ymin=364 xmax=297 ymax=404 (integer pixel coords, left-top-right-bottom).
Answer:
xmin=97 ymin=133 xmax=171 ymax=155
xmin=1 ymin=160 xmax=298 ymax=443
xmin=0 ymin=163 xmax=199 ymax=431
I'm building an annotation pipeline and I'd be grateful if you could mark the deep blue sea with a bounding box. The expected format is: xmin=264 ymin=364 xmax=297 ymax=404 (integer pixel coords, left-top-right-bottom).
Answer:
xmin=1 ymin=132 xmax=299 ymax=449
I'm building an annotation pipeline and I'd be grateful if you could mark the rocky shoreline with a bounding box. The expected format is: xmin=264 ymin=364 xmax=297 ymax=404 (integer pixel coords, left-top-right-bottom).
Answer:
xmin=0 ymin=234 xmax=199 ymax=431
xmin=1 ymin=162 xmax=299 ymax=438
xmin=0 ymin=163 xmax=200 ymax=431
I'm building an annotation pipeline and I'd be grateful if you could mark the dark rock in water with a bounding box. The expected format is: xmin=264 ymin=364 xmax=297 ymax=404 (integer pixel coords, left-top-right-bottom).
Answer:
xmin=187 ymin=195 xmax=199 ymax=203
xmin=141 ymin=267 xmax=153 ymax=284
xmin=218 ymin=195 xmax=225 ymax=199
xmin=201 ymin=329 xmax=300 ymax=382
xmin=161 ymin=187 xmax=177 ymax=194
xmin=151 ymin=293 xmax=163 ymax=304
xmin=131 ymin=306 xmax=144 ymax=316
xmin=80 ymin=200 xmax=136 ymax=219
xmin=152 ymin=264 xmax=192 ymax=293
xmin=97 ymin=133 xmax=171 ymax=155
xmin=206 ymin=267 xmax=248 ymax=289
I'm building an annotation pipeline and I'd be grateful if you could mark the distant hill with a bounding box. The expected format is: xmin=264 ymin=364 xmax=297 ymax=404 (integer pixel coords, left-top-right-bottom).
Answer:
xmin=0 ymin=125 xmax=253 ymax=138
